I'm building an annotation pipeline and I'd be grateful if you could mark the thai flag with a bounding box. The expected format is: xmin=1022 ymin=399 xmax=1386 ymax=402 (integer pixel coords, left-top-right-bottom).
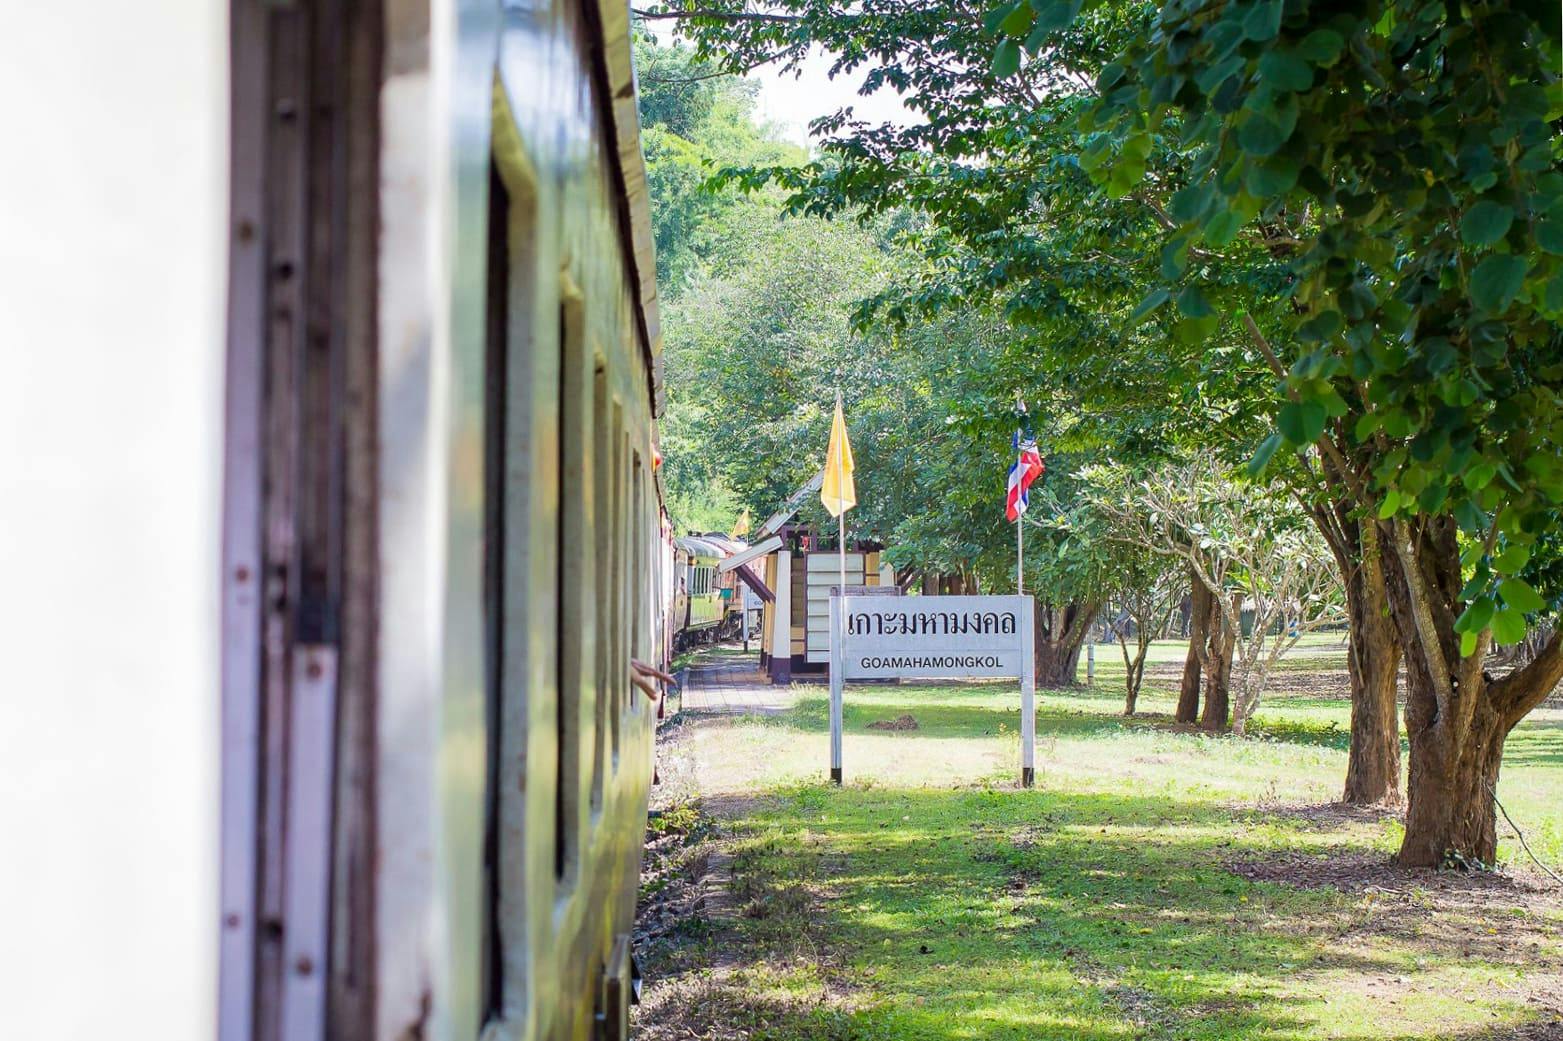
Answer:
xmin=1005 ymin=430 xmax=1045 ymax=522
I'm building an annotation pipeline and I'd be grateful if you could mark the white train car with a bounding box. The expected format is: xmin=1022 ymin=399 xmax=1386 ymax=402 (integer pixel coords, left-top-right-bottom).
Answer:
xmin=0 ymin=1 xmax=668 ymax=1039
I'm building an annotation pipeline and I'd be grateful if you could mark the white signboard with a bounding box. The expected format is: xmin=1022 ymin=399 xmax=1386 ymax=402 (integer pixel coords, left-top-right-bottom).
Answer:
xmin=842 ymin=595 xmax=1026 ymax=679
xmin=828 ymin=594 xmax=1036 ymax=787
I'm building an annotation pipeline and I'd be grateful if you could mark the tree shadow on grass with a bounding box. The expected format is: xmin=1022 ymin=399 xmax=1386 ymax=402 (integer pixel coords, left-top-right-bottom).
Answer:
xmin=676 ymin=782 xmax=1560 ymax=1041
xmin=1502 ymin=718 xmax=1563 ymax=769
xmin=780 ymin=693 xmax=1361 ymax=755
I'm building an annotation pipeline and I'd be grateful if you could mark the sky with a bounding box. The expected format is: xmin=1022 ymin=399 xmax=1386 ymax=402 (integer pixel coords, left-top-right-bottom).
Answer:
xmin=749 ymin=45 xmax=917 ymax=147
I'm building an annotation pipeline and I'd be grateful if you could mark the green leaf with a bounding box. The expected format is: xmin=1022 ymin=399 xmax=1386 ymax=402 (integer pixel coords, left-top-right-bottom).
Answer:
xmin=1459 ymin=201 xmax=1514 ymax=247
xmin=983 ymin=1 xmax=1021 ymax=35
xmin=1095 ymin=61 xmax=1126 ymax=92
xmin=1242 ymin=0 xmax=1282 ymax=41
xmin=1106 ymin=159 xmax=1146 ymax=198
xmin=1492 ymin=606 xmax=1527 ymax=645
xmin=1257 ymin=50 xmax=1313 ymax=92
xmin=1277 ymin=400 xmax=1326 ymax=445
xmin=1460 ymin=629 xmax=1479 ymax=657
xmin=1296 ymin=28 xmax=1344 ymax=66
xmin=1131 ymin=287 xmax=1170 ymax=324
xmin=1176 ymin=285 xmax=1214 ymax=318
xmin=1536 ymin=219 xmax=1563 ymax=255
xmin=999 ymin=1 xmax=1034 ymax=37
xmin=1469 ymin=254 xmax=1528 ymax=312
xmin=1455 ymin=595 xmax=1495 ymax=634
xmin=1169 ymin=182 xmax=1215 ymax=222
xmin=1492 ymin=542 xmax=1530 ymax=572
xmin=1195 ymin=56 xmax=1247 ymax=95
xmin=1204 ymin=207 xmax=1244 ymax=246
xmin=1173 ymin=314 xmax=1220 ymax=344
xmin=1245 ymin=154 xmax=1299 ymax=197
xmin=1462 ymin=462 xmax=1497 ymax=492
xmin=992 ymin=38 xmax=1021 ymax=77
xmin=1377 ymin=489 xmax=1401 ymax=518
xmin=1237 ymin=113 xmax=1290 ymax=156
xmin=1028 ymin=0 xmax=1082 ymax=34
xmin=1247 ymin=430 xmax=1284 ymax=476
xmin=1498 ymin=577 xmax=1546 ymax=614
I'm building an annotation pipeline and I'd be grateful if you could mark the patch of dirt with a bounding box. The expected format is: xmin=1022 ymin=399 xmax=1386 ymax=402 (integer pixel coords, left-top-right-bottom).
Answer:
xmin=866 ymin=713 xmax=919 ymax=731
xmin=1228 ymin=847 xmax=1563 ymax=978
xmin=1102 ymin=982 xmax=1170 ymax=1031
xmin=634 ymin=717 xmax=862 ymax=1040
xmin=632 ymin=960 xmax=858 ymax=1041
xmin=1234 ymin=799 xmax=1403 ymax=831
xmin=634 ymin=801 xmax=725 ymax=959
xmin=1229 ymin=847 xmax=1559 ymax=900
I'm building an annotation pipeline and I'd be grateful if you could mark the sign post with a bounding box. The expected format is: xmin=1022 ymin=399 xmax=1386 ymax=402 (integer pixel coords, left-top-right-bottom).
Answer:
xmin=828 ymin=594 xmax=1036 ymax=787
xmin=829 ymin=595 xmax=845 ymax=784
xmin=1020 ymin=597 xmax=1035 ymax=787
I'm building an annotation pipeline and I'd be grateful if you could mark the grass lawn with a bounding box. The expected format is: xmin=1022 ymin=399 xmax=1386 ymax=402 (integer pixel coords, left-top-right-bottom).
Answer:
xmin=635 ymin=637 xmax=1563 ymax=1041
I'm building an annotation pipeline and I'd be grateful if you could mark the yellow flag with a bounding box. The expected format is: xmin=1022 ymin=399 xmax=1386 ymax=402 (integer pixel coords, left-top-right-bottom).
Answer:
xmin=732 ymin=508 xmax=752 ymax=537
xmin=821 ymin=395 xmax=857 ymax=517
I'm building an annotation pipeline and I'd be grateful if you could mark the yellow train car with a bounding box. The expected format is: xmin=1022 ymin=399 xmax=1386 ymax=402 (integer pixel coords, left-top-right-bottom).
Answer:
xmin=2 ymin=2 xmax=668 ymax=1040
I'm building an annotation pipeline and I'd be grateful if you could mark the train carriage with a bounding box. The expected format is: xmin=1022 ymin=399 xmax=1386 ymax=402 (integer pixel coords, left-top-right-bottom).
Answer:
xmin=671 ymin=534 xmax=748 ymax=652
xmin=3 ymin=1 xmax=669 ymax=1040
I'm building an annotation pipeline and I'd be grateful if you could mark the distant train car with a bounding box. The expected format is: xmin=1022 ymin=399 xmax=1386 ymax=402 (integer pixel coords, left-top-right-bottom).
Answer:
xmin=4 ymin=2 xmax=668 ymax=1041
xmin=672 ymin=534 xmax=753 ymax=652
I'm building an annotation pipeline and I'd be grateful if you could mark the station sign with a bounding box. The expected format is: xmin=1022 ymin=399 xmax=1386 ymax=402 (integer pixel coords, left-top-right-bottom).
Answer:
xmin=840 ymin=595 xmax=1026 ymax=679
xmin=827 ymin=594 xmax=1037 ymax=787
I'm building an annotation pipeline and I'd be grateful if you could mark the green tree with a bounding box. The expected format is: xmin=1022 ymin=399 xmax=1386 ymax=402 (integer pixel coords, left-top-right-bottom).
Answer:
xmin=996 ymin=0 xmax=1563 ymax=865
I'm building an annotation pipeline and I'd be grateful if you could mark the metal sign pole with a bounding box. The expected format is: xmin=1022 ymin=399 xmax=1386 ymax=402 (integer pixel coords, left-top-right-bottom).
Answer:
xmin=829 ymin=595 xmax=844 ymax=784
xmin=1020 ymin=596 xmax=1035 ymax=788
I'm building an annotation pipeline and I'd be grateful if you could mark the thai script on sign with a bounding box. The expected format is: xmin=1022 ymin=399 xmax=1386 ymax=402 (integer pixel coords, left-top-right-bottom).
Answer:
xmin=847 ymin=608 xmax=1017 ymax=637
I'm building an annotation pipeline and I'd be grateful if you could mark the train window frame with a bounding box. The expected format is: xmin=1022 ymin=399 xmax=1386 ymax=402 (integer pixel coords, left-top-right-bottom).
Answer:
xmin=481 ymin=154 xmax=511 ymax=1027
xmin=483 ymin=80 xmax=542 ymax=1031
xmin=554 ymin=274 xmax=587 ymax=888
xmin=609 ymin=400 xmax=626 ymax=756
xmin=591 ymin=358 xmax=609 ymax=807
xmin=630 ymin=451 xmax=644 ymax=714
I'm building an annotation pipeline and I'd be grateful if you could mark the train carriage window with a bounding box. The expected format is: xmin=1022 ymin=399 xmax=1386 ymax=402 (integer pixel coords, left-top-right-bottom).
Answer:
xmin=481 ymin=156 xmax=510 ymax=1023
xmin=591 ymin=361 xmax=609 ymax=805
xmin=481 ymin=137 xmax=539 ymax=1023
xmin=555 ymin=286 xmax=587 ymax=884
xmin=610 ymin=402 xmax=626 ymax=751
xmin=631 ymin=452 xmax=644 ymax=685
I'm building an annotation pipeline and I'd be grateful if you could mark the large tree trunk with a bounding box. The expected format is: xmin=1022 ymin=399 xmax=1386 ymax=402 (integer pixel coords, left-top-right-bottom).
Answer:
xmin=1199 ymin=593 xmax=1237 ymax=732
xmin=1388 ymin=517 xmax=1563 ymax=867
xmin=1034 ymin=601 xmax=1100 ymax=687
xmin=1399 ymin=661 xmax=1506 ymax=867
xmin=1341 ymin=520 xmax=1402 ymax=805
xmin=1175 ymin=571 xmax=1206 ymax=723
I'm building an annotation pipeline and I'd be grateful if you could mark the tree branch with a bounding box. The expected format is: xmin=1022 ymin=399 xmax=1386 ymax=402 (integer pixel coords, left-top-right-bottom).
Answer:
xmin=1242 ymin=313 xmax=1369 ymax=502
xmin=1490 ymin=628 xmax=1563 ymax=723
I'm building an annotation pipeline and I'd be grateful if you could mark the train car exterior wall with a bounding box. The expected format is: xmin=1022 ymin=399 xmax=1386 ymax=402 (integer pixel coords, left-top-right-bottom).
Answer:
xmin=3 ymin=2 xmax=663 ymax=1039
xmin=224 ymin=0 xmax=665 ymax=1040
xmin=374 ymin=2 xmax=665 ymax=1039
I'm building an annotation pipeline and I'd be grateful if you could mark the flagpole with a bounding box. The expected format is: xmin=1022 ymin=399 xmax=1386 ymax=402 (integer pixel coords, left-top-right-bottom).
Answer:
xmin=837 ymin=390 xmax=847 ymax=600
xmin=1015 ymin=390 xmax=1024 ymax=597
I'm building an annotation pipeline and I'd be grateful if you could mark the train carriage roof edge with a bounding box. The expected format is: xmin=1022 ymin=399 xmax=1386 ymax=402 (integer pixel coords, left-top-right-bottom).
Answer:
xmin=595 ymin=0 xmax=666 ymax=421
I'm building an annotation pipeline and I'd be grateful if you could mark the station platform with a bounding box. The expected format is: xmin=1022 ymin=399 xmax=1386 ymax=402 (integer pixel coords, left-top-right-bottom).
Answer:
xmin=678 ymin=653 xmax=795 ymax=715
